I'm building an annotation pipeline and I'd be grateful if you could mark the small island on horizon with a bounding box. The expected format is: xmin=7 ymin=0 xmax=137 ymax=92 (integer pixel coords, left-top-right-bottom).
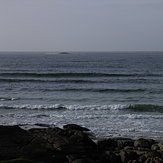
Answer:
xmin=59 ymin=52 xmax=71 ymax=54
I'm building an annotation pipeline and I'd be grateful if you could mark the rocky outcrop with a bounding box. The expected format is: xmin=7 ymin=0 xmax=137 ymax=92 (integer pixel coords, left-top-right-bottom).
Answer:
xmin=0 ymin=124 xmax=162 ymax=163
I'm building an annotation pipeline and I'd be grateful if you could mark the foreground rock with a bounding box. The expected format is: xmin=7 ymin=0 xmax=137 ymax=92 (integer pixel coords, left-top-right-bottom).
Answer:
xmin=0 ymin=125 xmax=162 ymax=163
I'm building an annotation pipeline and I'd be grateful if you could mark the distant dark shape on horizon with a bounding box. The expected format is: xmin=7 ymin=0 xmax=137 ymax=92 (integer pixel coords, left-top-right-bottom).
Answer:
xmin=59 ymin=52 xmax=70 ymax=54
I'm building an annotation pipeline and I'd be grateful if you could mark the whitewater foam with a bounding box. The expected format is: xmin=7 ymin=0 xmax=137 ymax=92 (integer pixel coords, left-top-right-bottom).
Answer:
xmin=0 ymin=104 xmax=163 ymax=112
xmin=0 ymin=97 xmax=19 ymax=101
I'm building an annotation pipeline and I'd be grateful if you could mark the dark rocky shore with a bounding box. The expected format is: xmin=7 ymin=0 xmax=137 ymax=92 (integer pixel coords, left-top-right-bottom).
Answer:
xmin=0 ymin=124 xmax=162 ymax=163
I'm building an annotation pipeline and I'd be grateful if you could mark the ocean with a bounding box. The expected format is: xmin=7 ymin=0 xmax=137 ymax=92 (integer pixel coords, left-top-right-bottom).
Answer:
xmin=0 ymin=52 xmax=163 ymax=140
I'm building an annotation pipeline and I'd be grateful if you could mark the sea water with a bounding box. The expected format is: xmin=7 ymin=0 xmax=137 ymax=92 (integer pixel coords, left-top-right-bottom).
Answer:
xmin=0 ymin=52 xmax=163 ymax=140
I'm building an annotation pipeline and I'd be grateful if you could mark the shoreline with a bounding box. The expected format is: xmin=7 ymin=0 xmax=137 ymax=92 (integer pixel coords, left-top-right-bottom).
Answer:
xmin=0 ymin=124 xmax=163 ymax=163
xmin=23 ymin=123 xmax=163 ymax=142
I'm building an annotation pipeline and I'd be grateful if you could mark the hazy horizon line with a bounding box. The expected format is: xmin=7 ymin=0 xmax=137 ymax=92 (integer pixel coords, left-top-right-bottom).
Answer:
xmin=0 ymin=50 xmax=163 ymax=53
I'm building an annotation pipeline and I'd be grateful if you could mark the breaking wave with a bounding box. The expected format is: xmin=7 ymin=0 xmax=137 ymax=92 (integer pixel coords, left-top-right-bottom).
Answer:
xmin=0 ymin=104 xmax=163 ymax=112
xmin=0 ymin=97 xmax=19 ymax=101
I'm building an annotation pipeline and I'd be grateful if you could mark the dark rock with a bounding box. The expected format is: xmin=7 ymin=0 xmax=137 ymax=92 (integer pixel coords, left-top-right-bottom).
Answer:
xmin=137 ymin=147 xmax=150 ymax=151
xmin=20 ymin=137 xmax=55 ymax=162
xmin=97 ymin=139 xmax=118 ymax=151
xmin=0 ymin=158 xmax=38 ymax=163
xmin=29 ymin=127 xmax=67 ymax=138
xmin=153 ymin=157 xmax=163 ymax=163
xmin=116 ymin=138 xmax=134 ymax=149
xmin=66 ymin=154 xmax=89 ymax=163
xmin=97 ymin=138 xmax=135 ymax=152
xmin=72 ymin=158 xmax=95 ymax=163
xmin=65 ymin=132 xmax=97 ymax=160
xmin=34 ymin=123 xmax=53 ymax=128
xmin=0 ymin=125 xmax=33 ymax=145
xmin=127 ymin=160 xmax=139 ymax=163
xmin=63 ymin=124 xmax=90 ymax=132
xmin=99 ymin=151 xmax=121 ymax=163
xmin=68 ymin=131 xmax=97 ymax=148
xmin=0 ymin=125 xmax=67 ymax=163
xmin=120 ymin=151 xmax=128 ymax=163
xmin=158 ymin=144 xmax=163 ymax=152
xmin=144 ymin=157 xmax=163 ymax=163
xmin=29 ymin=125 xmax=97 ymax=161
xmin=144 ymin=157 xmax=152 ymax=163
xmin=29 ymin=127 xmax=70 ymax=149
xmin=151 ymin=144 xmax=160 ymax=151
xmin=0 ymin=125 xmax=33 ymax=160
xmin=120 ymin=151 xmax=138 ymax=163
xmin=138 ymin=155 xmax=147 ymax=163
xmin=145 ymin=151 xmax=163 ymax=159
xmin=124 ymin=146 xmax=135 ymax=150
xmin=134 ymin=139 xmax=156 ymax=149
xmin=134 ymin=150 xmax=146 ymax=156
xmin=0 ymin=125 xmax=162 ymax=163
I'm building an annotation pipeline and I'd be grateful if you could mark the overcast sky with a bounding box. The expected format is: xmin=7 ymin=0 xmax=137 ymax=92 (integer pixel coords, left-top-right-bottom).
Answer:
xmin=0 ymin=0 xmax=163 ymax=52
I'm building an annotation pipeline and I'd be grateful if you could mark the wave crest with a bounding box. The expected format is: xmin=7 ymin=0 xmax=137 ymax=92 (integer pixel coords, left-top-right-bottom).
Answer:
xmin=0 ymin=104 xmax=66 ymax=110
xmin=0 ymin=104 xmax=162 ymax=112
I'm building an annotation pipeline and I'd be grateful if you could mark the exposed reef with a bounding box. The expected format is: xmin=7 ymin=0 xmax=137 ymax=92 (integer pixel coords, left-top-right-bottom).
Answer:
xmin=0 ymin=124 xmax=162 ymax=163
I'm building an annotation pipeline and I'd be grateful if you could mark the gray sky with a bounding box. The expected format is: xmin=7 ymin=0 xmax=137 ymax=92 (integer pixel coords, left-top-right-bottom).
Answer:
xmin=0 ymin=0 xmax=163 ymax=52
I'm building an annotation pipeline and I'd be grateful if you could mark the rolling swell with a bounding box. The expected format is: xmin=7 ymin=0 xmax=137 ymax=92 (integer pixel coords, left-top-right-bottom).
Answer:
xmin=46 ymin=88 xmax=146 ymax=93
xmin=0 ymin=72 xmax=162 ymax=78
xmin=20 ymin=88 xmax=146 ymax=93
xmin=0 ymin=78 xmax=161 ymax=84
xmin=0 ymin=78 xmax=100 ymax=83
